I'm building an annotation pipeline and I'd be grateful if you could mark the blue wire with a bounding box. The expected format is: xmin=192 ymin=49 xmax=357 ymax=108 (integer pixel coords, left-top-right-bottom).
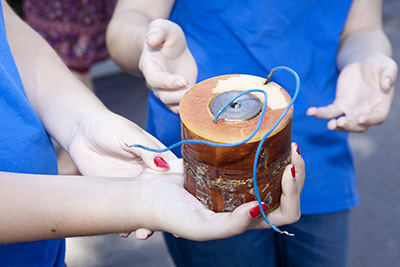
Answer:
xmin=252 ymin=66 xmax=300 ymax=234
xmin=132 ymin=66 xmax=300 ymax=234
xmin=133 ymin=89 xmax=268 ymax=152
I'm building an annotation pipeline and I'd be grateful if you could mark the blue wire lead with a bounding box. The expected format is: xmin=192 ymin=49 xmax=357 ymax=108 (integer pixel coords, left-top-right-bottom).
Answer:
xmin=131 ymin=66 xmax=300 ymax=235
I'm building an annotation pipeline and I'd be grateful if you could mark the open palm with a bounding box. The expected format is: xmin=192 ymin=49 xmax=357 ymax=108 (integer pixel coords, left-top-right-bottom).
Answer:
xmin=307 ymin=54 xmax=397 ymax=132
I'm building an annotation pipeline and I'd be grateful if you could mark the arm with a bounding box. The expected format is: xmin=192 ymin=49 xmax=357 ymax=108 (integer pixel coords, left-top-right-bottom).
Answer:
xmin=337 ymin=0 xmax=392 ymax=69
xmin=3 ymin=0 xmax=170 ymax=170
xmin=4 ymin=0 xmax=100 ymax=150
xmin=106 ymin=0 xmax=197 ymax=113
xmin=0 ymin=171 xmax=136 ymax=243
xmin=307 ymin=0 xmax=398 ymax=132
xmin=1 ymin=147 xmax=305 ymax=244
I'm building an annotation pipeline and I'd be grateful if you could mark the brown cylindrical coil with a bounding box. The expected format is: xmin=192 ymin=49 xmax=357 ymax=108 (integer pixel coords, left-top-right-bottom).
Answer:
xmin=179 ymin=74 xmax=293 ymax=213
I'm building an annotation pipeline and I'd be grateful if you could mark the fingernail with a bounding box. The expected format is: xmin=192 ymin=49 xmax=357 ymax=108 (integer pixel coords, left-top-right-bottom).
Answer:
xmin=138 ymin=235 xmax=149 ymax=241
xmin=357 ymin=116 xmax=368 ymax=125
xmin=249 ymin=202 xmax=269 ymax=218
xmin=154 ymin=156 xmax=169 ymax=169
xmin=291 ymin=165 xmax=296 ymax=178
xmin=296 ymin=145 xmax=300 ymax=155
xmin=119 ymin=233 xmax=131 ymax=238
xmin=147 ymin=31 xmax=158 ymax=39
xmin=385 ymin=77 xmax=392 ymax=87
xmin=306 ymin=107 xmax=316 ymax=116
xmin=175 ymin=79 xmax=188 ymax=88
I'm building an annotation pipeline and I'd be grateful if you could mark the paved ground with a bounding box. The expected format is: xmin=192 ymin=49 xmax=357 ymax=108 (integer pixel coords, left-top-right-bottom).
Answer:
xmin=65 ymin=1 xmax=400 ymax=266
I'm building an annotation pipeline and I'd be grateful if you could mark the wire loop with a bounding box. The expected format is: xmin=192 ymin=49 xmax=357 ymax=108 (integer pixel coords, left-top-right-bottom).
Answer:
xmin=129 ymin=66 xmax=300 ymax=235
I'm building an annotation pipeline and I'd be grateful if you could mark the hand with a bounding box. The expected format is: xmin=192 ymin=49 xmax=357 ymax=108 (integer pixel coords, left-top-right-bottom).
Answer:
xmin=134 ymin=143 xmax=305 ymax=241
xmin=68 ymin=110 xmax=176 ymax=240
xmin=68 ymin=110 xmax=176 ymax=177
xmin=139 ymin=19 xmax=198 ymax=114
xmin=307 ymin=53 xmax=398 ymax=132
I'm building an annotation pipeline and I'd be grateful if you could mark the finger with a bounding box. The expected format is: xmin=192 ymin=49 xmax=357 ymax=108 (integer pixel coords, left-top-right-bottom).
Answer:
xmin=306 ymin=103 xmax=343 ymax=119
xmin=356 ymin=110 xmax=387 ymax=126
xmin=146 ymin=20 xmax=169 ymax=48
xmin=327 ymin=116 xmax=369 ymax=132
xmin=239 ymin=143 xmax=306 ymax=228
xmin=179 ymin=201 xmax=258 ymax=241
xmin=118 ymin=232 xmax=131 ymax=238
xmin=290 ymin=142 xmax=305 ymax=194
xmin=380 ymin=77 xmax=393 ymax=92
xmin=154 ymin=86 xmax=189 ymax=106
xmin=146 ymin=19 xmax=183 ymax=48
xmin=131 ymin=148 xmax=174 ymax=172
xmin=124 ymin=129 xmax=176 ymax=171
xmin=146 ymin=29 xmax=166 ymax=48
xmin=265 ymin=143 xmax=305 ymax=227
xmin=277 ymin=146 xmax=304 ymax=212
xmin=134 ymin=228 xmax=154 ymax=241
xmin=379 ymin=58 xmax=398 ymax=91
xmin=166 ymin=103 xmax=180 ymax=114
xmin=141 ymin=61 xmax=189 ymax=91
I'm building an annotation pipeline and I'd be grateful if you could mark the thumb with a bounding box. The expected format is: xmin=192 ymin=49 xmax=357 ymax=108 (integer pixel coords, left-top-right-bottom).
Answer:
xmin=146 ymin=19 xmax=174 ymax=48
xmin=379 ymin=57 xmax=398 ymax=91
xmin=124 ymin=130 xmax=177 ymax=172
xmin=146 ymin=26 xmax=167 ymax=48
xmin=127 ymin=144 xmax=175 ymax=172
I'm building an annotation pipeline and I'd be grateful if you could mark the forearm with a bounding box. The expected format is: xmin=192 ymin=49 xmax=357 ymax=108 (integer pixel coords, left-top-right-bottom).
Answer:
xmin=3 ymin=1 xmax=106 ymax=150
xmin=0 ymin=172 xmax=137 ymax=244
xmin=106 ymin=6 xmax=150 ymax=76
xmin=106 ymin=0 xmax=174 ymax=76
xmin=337 ymin=0 xmax=393 ymax=70
xmin=337 ymin=28 xmax=393 ymax=70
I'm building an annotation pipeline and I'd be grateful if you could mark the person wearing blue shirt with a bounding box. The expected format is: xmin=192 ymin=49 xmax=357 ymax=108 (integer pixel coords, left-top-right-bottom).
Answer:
xmin=107 ymin=0 xmax=398 ymax=266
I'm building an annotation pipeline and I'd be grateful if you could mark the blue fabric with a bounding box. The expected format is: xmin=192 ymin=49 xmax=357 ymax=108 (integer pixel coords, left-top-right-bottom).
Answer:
xmin=164 ymin=210 xmax=351 ymax=267
xmin=0 ymin=2 xmax=65 ymax=266
xmin=146 ymin=0 xmax=358 ymax=265
xmin=164 ymin=230 xmax=277 ymax=266
xmin=276 ymin=210 xmax=351 ymax=267
xmin=147 ymin=0 xmax=359 ymax=216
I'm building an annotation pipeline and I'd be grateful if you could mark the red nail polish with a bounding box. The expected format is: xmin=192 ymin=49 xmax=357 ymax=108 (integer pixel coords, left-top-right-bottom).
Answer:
xmin=291 ymin=165 xmax=296 ymax=178
xmin=249 ymin=203 xmax=269 ymax=218
xmin=296 ymin=145 xmax=300 ymax=155
xmin=154 ymin=156 xmax=169 ymax=168
xmin=120 ymin=233 xmax=131 ymax=238
xmin=139 ymin=235 xmax=149 ymax=241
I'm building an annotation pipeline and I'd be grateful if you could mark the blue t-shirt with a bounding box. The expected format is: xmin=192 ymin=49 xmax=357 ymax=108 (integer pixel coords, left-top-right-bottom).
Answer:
xmin=0 ymin=3 xmax=65 ymax=266
xmin=147 ymin=0 xmax=359 ymax=215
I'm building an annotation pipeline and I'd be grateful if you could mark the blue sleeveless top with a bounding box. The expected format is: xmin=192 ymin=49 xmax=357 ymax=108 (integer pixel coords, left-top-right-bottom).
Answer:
xmin=147 ymin=0 xmax=359 ymax=215
xmin=0 ymin=2 xmax=65 ymax=266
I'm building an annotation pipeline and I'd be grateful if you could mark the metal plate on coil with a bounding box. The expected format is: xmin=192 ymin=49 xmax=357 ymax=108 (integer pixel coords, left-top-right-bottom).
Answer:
xmin=209 ymin=90 xmax=262 ymax=121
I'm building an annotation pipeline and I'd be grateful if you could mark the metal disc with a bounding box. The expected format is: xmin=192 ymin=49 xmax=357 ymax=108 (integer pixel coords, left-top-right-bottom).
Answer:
xmin=209 ymin=90 xmax=263 ymax=121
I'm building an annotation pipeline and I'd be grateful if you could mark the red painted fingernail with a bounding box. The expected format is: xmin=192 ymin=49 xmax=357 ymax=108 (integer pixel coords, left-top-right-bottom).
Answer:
xmin=139 ymin=235 xmax=149 ymax=241
xmin=119 ymin=233 xmax=131 ymax=238
xmin=249 ymin=203 xmax=269 ymax=218
xmin=154 ymin=156 xmax=169 ymax=169
xmin=291 ymin=165 xmax=296 ymax=178
xmin=296 ymin=145 xmax=300 ymax=155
